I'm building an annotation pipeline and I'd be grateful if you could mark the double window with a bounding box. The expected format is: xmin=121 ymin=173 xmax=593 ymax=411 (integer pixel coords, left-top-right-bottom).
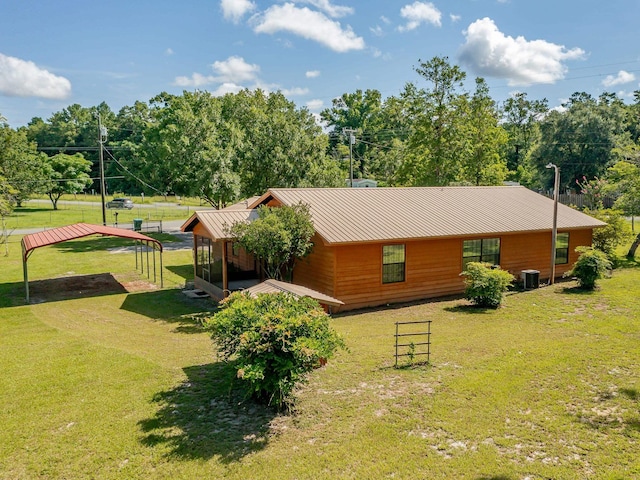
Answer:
xmin=462 ymin=238 xmax=500 ymax=270
xmin=383 ymin=244 xmax=405 ymax=284
xmin=555 ymin=233 xmax=570 ymax=265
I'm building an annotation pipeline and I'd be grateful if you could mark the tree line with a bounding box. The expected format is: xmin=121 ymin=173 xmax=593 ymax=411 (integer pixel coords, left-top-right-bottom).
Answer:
xmin=2 ymin=56 xmax=640 ymax=214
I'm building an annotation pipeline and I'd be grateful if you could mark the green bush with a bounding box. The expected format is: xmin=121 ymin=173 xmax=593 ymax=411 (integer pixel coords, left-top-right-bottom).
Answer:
xmin=583 ymin=208 xmax=632 ymax=258
xmin=564 ymin=246 xmax=612 ymax=290
xmin=206 ymin=292 xmax=345 ymax=409
xmin=460 ymin=262 xmax=515 ymax=308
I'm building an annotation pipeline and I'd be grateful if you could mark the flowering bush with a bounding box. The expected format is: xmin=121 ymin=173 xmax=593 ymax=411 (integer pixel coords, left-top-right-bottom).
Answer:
xmin=206 ymin=292 xmax=345 ymax=409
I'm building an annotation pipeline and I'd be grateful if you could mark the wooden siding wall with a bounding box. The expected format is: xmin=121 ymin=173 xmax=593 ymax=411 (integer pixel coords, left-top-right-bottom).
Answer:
xmin=318 ymin=228 xmax=594 ymax=311
xmin=292 ymin=233 xmax=335 ymax=296
xmin=500 ymin=229 xmax=592 ymax=280
xmin=331 ymin=238 xmax=465 ymax=310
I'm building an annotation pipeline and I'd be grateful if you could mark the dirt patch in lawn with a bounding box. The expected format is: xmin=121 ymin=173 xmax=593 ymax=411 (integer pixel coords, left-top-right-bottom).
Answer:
xmin=29 ymin=272 xmax=158 ymax=303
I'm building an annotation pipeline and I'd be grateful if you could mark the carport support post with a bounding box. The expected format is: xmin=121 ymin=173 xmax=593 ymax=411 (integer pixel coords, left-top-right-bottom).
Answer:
xmin=22 ymin=244 xmax=29 ymax=304
xmin=160 ymin=251 xmax=164 ymax=288
xmin=146 ymin=241 xmax=150 ymax=279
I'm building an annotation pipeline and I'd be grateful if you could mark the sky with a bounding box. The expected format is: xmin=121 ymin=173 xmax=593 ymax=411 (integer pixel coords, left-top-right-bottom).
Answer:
xmin=1 ymin=0 xmax=639 ymax=128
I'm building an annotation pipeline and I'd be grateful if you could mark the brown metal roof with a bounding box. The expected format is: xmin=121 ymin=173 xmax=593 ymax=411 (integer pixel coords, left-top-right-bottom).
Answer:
xmin=21 ymin=223 xmax=163 ymax=261
xmin=180 ymin=209 xmax=259 ymax=239
xmin=252 ymin=186 xmax=606 ymax=245
xmin=243 ymin=279 xmax=344 ymax=307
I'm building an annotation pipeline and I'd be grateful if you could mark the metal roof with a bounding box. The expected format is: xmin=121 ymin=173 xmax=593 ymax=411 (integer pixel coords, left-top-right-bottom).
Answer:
xmin=21 ymin=223 xmax=163 ymax=261
xmin=251 ymin=186 xmax=607 ymax=245
xmin=243 ymin=279 xmax=344 ymax=307
xmin=181 ymin=209 xmax=259 ymax=239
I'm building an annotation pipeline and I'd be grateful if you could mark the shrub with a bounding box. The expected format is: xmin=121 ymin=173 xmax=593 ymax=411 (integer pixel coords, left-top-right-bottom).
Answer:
xmin=564 ymin=247 xmax=612 ymax=290
xmin=583 ymin=208 xmax=632 ymax=259
xmin=460 ymin=262 xmax=515 ymax=308
xmin=206 ymin=292 xmax=345 ymax=409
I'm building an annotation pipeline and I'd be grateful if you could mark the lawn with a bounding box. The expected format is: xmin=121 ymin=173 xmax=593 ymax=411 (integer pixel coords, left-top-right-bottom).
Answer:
xmin=0 ymin=232 xmax=639 ymax=479
xmin=3 ymin=196 xmax=207 ymax=231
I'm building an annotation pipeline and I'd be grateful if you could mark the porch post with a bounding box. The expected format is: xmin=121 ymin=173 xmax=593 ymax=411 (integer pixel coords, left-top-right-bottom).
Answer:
xmin=221 ymin=240 xmax=229 ymax=296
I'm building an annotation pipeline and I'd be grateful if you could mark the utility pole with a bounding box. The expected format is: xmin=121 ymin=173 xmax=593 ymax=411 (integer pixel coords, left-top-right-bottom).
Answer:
xmin=546 ymin=162 xmax=560 ymax=284
xmin=97 ymin=113 xmax=108 ymax=226
xmin=344 ymin=128 xmax=355 ymax=187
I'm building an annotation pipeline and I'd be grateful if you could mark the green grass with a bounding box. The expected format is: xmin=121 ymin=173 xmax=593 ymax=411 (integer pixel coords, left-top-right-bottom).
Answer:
xmin=1 ymin=233 xmax=639 ymax=479
xmin=3 ymin=198 xmax=207 ymax=230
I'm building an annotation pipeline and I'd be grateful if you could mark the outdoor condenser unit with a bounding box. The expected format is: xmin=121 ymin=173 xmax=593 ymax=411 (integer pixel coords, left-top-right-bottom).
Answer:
xmin=521 ymin=269 xmax=540 ymax=290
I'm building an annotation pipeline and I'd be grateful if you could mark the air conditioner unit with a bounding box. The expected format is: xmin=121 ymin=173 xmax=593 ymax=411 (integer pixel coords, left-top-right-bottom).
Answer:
xmin=521 ymin=269 xmax=540 ymax=290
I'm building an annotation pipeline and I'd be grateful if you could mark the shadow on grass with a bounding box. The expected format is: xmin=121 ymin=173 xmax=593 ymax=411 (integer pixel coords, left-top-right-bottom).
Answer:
xmin=28 ymin=273 xmax=129 ymax=303
xmin=120 ymin=290 xmax=216 ymax=333
xmin=0 ymin=281 xmax=26 ymax=307
xmin=475 ymin=476 xmax=514 ymax=480
xmin=139 ymin=362 xmax=277 ymax=462
xmin=560 ymin=285 xmax=599 ymax=295
xmin=444 ymin=304 xmax=498 ymax=314
xmin=166 ymin=264 xmax=194 ymax=281
xmin=11 ymin=207 xmax=55 ymax=214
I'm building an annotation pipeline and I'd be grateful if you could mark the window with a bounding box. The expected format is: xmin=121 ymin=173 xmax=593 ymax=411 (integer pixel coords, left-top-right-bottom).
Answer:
xmin=462 ymin=238 xmax=501 ymax=270
xmin=383 ymin=244 xmax=405 ymax=284
xmin=555 ymin=233 xmax=569 ymax=265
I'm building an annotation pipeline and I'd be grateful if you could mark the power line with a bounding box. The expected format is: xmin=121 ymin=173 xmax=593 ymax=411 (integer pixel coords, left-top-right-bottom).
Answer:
xmin=102 ymin=147 xmax=165 ymax=195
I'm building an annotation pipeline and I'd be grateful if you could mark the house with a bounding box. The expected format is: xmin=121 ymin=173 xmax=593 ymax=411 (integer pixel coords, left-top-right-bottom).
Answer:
xmin=181 ymin=186 xmax=606 ymax=311
xmin=346 ymin=178 xmax=378 ymax=188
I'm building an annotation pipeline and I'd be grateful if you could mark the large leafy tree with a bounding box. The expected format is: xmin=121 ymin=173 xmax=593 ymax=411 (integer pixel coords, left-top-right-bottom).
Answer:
xmin=140 ymin=91 xmax=240 ymax=207
xmin=398 ymin=56 xmax=468 ymax=186
xmin=0 ymin=121 xmax=49 ymax=207
xmin=530 ymin=92 xmax=627 ymax=191
xmin=224 ymin=89 xmax=340 ymax=197
xmin=228 ymin=202 xmax=315 ymax=280
xmin=457 ymin=78 xmax=508 ymax=185
xmin=321 ymin=89 xmax=385 ymax=178
xmin=25 ymin=103 xmax=116 ymax=195
xmin=105 ymin=101 xmax=153 ymax=195
xmin=501 ymin=92 xmax=548 ymax=187
xmin=606 ymin=161 xmax=640 ymax=257
xmin=43 ymin=153 xmax=92 ymax=210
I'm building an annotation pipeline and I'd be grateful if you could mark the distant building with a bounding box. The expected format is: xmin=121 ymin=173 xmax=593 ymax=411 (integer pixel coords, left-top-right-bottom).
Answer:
xmin=346 ymin=178 xmax=377 ymax=188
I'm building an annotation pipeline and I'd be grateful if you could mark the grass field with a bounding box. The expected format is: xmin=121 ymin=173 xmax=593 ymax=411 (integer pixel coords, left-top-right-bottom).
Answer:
xmin=3 ymin=195 xmax=208 ymax=231
xmin=0 ymin=231 xmax=639 ymax=479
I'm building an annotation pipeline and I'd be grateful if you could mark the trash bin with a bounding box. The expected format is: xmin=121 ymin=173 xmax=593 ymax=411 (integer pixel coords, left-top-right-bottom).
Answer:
xmin=133 ymin=219 xmax=143 ymax=232
xmin=521 ymin=269 xmax=540 ymax=289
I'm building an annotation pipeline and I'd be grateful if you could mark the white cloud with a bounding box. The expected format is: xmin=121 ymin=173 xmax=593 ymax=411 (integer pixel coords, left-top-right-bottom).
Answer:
xmin=380 ymin=15 xmax=391 ymax=24
xmin=0 ymin=53 xmax=71 ymax=99
xmin=450 ymin=14 xmax=461 ymax=23
xmin=306 ymin=99 xmax=324 ymax=110
xmin=211 ymin=82 xmax=245 ymax=96
xmin=291 ymin=0 xmax=353 ymax=18
xmin=602 ymin=70 xmax=636 ymax=87
xmin=306 ymin=70 xmax=321 ymax=78
xmin=370 ymin=25 xmax=384 ymax=37
xmin=211 ymin=56 xmax=260 ymax=83
xmin=165 ymin=48 xmax=174 ymax=56
xmin=459 ymin=17 xmax=585 ymax=86
xmin=253 ymin=4 xmax=365 ymax=53
xmin=398 ymin=2 xmax=442 ymax=32
xmin=173 ymin=56 xmax=260 ymax=87
xmin=281 ymin=87 xmax=309 ymax=96
xmin=220 ymin=0 xmax=256 ymax=23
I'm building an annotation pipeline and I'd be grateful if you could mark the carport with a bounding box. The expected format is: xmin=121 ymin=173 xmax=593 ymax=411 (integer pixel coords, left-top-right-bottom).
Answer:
xmin=21 ymin=223 xmax=164 ymax=303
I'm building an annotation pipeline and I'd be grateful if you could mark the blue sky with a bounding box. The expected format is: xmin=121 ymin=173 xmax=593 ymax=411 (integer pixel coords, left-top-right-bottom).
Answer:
xmin=1 ymin=0 xmax=639 ymax=127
